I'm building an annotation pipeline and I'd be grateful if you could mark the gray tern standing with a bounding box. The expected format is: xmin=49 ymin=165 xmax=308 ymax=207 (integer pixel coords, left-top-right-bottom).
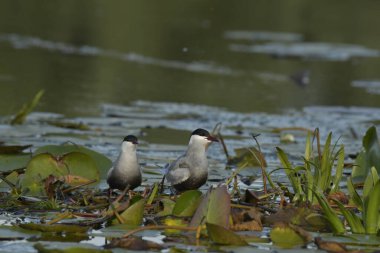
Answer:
xmin=165 ymin=128 xmax=218 ymax=192
xmin=107 ymin=135 xmax=142 ymax=193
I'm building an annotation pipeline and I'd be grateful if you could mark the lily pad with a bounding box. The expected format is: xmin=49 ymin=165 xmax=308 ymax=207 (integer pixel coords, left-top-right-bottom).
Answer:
xmin=34 ymin=143 xmax=112 ymax=177
xmin=0 ymin=153 xmax=31 ymax=172
xmin=270 ymin=223 xmax=310 ymax=248
xmin=20 ymin=152 xmax=99 ymax=196
xmin=19 ymin=223 xmax=90 ymax=233
xmin=172 ymin=190 xmax=202 ymax=217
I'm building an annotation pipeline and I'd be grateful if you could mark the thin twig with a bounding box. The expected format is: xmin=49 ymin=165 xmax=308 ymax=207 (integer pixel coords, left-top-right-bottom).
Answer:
xmin=62 ymin=179 xmax=97 ymax=193
xmin=122 ymin=225 xmax=199 ymax=238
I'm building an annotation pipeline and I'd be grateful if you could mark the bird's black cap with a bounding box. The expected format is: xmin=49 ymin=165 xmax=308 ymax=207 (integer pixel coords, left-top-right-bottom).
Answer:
xmin=191 ymin=128 xmax=210 ymax=137
xmin=123 ymin=135 xmax=138 ymax=144
xmin=191 ymin=128 xmax=218 ymax=142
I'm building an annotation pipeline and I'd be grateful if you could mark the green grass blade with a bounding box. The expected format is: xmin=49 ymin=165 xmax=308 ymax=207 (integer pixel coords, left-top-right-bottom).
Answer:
xmin=331 ymin=199 xmax=365 ymax=234
xmin=304 ymin=132 xmax=314 ymax=202
xmin=11 ymin=89 xmax=44 ymax=125
xmin=319 ymin=132 xmax=332 ymax=192
xmin=314 ymin=192 xmax=345 ymax=234
xmin=364 ymin=180 xmax=380 ymax=234
xmin=347 ymin=177 xmax=363 ymax=211
xmin=276 ymin=147 xmax=298 ymax=193
xmin=331 ymin=145 xmax=344 ymax=193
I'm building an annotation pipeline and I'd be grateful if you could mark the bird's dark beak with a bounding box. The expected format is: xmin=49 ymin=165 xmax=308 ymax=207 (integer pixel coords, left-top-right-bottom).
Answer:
xmin=207 ymin=135 xmax=219 ymax=142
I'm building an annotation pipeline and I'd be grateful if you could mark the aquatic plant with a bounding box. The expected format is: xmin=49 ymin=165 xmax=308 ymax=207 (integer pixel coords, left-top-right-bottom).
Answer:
xmin=276 ymin=129 xmax=344 ymax=204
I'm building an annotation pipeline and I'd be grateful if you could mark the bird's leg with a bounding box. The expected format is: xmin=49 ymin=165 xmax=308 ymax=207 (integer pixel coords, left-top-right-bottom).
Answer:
xmin=159 ymin=175 xmax=166 ymax=193
xmin=107 ymin=188 xmax=113 ymax=203
xmin=115 ymin=185 xmax=130 ymax=203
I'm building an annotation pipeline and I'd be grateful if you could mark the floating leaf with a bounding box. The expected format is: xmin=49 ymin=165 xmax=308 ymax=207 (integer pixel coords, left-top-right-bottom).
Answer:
xmin=19 ymin=223 xmax=89 ymax=233
xmin=11 ymin=89 xmax=44 ymax=125
xmin=0 ymin=153 xmax=31 ymax=172
xmin=314 ymin=237 xmax=348 ymax=253
xmin=172 ymin=190 xmax=202 ymax=217
xmin=112 ymin=198 xmax=145 ymax=226
xmin=34 ymin=144 xmax=112 ymax=177
xmin=106 ymin=236 xmax=162 ymax=251
xmin=190 ymin=185 xmax=230 ymax=228
xmin=270 ymin=223 xmax=309 ymax=248
xmin=164 ymin=218 xmax=187 ymax=235
xmin=0 ymin=144 xmax=32 ymax=154
xmin=20 ymin=152 xmax=99 ymax=196
xmin=47 ymin=121 xmax=90 ymax=131
xmin=34 ymin=243 xmax=111 ymax=253
xmin=206 ymin=223 xmax=248 ymax=246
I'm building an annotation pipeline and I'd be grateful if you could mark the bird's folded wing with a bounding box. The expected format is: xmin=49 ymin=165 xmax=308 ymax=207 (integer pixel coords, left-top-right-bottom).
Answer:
xmin=166 ymin=159 xmax=191 ymax=185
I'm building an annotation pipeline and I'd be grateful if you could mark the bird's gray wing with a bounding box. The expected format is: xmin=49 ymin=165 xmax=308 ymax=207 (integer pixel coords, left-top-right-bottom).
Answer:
xmin=165 ymin=156 xmax=191 ymax=185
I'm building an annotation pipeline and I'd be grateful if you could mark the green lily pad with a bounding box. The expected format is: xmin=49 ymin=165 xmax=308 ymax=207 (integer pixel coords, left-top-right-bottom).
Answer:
xmin=206 ymin=223 xmax=248 ymax=246
xmin=34 ymin=143 xmax=112 ymax=177
xmin=112 ymin=198 xmax=145 ymax=226
xmin=19 ymin=223 xmax=90 ymax=233
xmin=270 ymin=223 xmax=309 ymax=248
xmin=172 ymin=190 xmax=202 ymax=217
xmin=20 ymin=152 xmax=99 ymax=196
xmin=34 ymin=243 xmax=111 ymax=253
xmin=0 ymin=153 xmax=31 ymax=172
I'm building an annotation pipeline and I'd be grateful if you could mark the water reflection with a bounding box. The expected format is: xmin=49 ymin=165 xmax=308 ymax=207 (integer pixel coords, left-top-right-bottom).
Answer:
xmin=0 ymin=1 xmax=380 ymax=117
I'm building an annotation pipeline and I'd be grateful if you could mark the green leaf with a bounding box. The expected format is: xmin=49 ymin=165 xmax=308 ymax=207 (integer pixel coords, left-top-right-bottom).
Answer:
xmin=352 ymin=126 xmax=380 ymax=183
xmin=331 ymin=199 xmax=365 ymax=234
xmin=347 ymin=177 xmax=363 ymax=211
xmin=331 ymin=146 xmax=344 ymax=193
xmin=314 ymin=192 xmax=345 ymax=234
xmin=11 ymin=89 xmax=44 ymax=125
xmin=270 ymin=223 xmax=309 ymax=248
xmin=33 ymin=243 xmax=111 ymax=253
xmin=172 ymin=190 xmax=202 ymax=217
xmin=147 ymin=183 xmax=159 ymax=205
xmin=230 ymin=147 xmax=267 ymax=167
xmin=206 ymin=223 xmax=248 ymax=246
xmin=363 ymin=167 xmax=379 ymax=199
xmin=157 ymin=198 xmax=175 ymax=217
xmin=34 ymin=144 xmax=112 ymax=178
xmin=113 ymin=198 xmax=145 ymax=226
xmin=190 ymin=185 xmax=230 ymax=228
xmin=0 ymin=153 xmax=31 ymax=172
xmin=319 ymin=132 xmax=332 ymax=192
xmin=19 ymin=223 xmax=89 ymax=233
xmin=364 ymin=180 xmax=380 ymax=234
xmin=276 ymin=147 xmax=298 ymax=194
xmin=20 ymin=152 xmax=99 ymax=196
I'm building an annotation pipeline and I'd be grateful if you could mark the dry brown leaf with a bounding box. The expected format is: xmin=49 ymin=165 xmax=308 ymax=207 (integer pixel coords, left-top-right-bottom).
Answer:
xmin=231 ymin=220 xmax=262 ymax=231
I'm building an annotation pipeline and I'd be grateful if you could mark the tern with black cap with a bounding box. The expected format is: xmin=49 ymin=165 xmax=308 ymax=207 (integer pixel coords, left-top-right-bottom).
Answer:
xmin=165 ymin=128 xmax=218 ymax=192
xmin=107 ymin=135 xmax=142 ymax=193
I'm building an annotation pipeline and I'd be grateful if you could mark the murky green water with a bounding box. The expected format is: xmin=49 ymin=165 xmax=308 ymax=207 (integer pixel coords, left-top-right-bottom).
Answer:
xmin=1 ymin=1 xmax=380 ymax=117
